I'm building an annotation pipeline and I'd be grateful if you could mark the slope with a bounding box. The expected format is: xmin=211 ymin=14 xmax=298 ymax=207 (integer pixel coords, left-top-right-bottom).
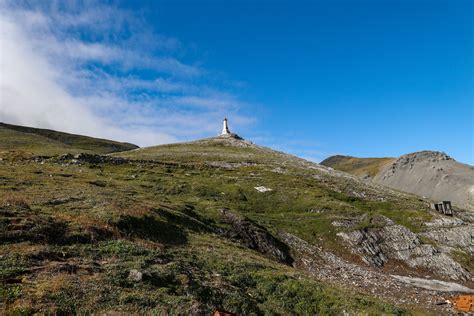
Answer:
xmin=1 ymin=133 xmax=472 ymax=314
xmin=0 ymin=122 xmax=138 ymax=154
xmin=322 ymin=151 xmax=474 ymax=211
xmin=321 ymin=155 xmax=395 ymax=178
xmin=374 ymin=151 xmax=474 ymax=211
xmin=116 ymin=136 xmax=473 ymax=280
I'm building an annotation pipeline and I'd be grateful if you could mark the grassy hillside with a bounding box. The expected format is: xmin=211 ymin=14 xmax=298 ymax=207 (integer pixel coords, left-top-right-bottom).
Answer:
xmin=321 ymin=155 xmax=395 ymax=178
xmin=115 ymin=137 xmax=432 ymax=237
xmin=0 ymin=122 xmax=138 ymax=155
xmin=1 ymin=134 xmax=466 ymax=314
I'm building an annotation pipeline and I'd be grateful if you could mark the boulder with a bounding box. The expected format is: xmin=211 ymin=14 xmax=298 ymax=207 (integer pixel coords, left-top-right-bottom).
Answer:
xmin=128 ymin=269 xmax=143 ymax=282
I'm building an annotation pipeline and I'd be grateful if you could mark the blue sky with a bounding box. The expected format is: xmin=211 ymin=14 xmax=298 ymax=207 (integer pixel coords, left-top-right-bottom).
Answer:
xmin=0 ymin=1 xmax=472 ymax=164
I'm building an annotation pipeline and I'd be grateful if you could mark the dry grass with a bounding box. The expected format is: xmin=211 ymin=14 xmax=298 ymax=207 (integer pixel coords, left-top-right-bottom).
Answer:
xmin=321 ymin=155 xmax=395 ymax=177
xmin=1 ymin=193 xmax=31 ymax=209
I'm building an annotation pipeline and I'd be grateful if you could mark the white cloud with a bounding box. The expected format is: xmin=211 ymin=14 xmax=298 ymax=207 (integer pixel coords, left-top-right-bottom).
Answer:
xmin=0 ymin=1 xmax=253 ymax=147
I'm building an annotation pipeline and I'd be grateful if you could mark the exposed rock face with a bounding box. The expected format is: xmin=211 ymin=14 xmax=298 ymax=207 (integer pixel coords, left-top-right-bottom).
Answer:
xmin=337 ymin=216 xmax=471 ymax=280
xmin=374 ymin=151 xmax=474 ymax=211
xmin=219 ymin=209 xmax=293 ymax=265
xmin=338 ymin=229 xmax=387 ymax=267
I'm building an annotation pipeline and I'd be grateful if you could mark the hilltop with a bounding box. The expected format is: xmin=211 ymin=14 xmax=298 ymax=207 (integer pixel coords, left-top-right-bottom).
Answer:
xmin=321 ymin=151 xmax=474 ymax=211
xmin=0 ymin=126 xmax=472 ymax=314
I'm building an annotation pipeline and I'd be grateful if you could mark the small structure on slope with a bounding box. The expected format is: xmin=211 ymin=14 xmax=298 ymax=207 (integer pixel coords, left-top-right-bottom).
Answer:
xmin=431 ymin=201 xmax=453 ymax=216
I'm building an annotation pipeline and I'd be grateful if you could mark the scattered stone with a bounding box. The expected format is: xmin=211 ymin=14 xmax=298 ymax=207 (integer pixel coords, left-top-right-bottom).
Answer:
xmin=254 ymin=186 xmax=272 ymax=193
xmin=128 ymin=269 xmax=143 ymax=282
xmin=55 ymin=153 xmax=129 ymax=165
xmin=424 ymin=217 xmax=465 ymax=227
xmin=307 ymin=208 xmax=330 ymax=214
xmin=331 ymin=219 xmax=356 ymax=228
xmin=420 ymin=225 xmax=474 ymax=254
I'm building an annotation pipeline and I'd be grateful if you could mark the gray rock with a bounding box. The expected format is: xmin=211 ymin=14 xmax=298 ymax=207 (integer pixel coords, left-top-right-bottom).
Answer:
xmin=424 ymin=217 xmax=466 ymax=227
xmin=219 ymin=209 xmax=293 ymax=265
xmin=421 ymin=225 xmax=474 ymax=254
xmin=337 ymin=216 xmax=471 ymax=280
xmin=128 ymin=269 xmax=143 ymax=282
xmin=374 ymin=151 xmax=474 ymax=211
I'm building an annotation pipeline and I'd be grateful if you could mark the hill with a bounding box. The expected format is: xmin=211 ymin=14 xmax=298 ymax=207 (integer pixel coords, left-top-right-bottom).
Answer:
xmin=320 ymin=155 xmax=395 ymax=178
xmin=0 ymin=122 xmax=138 ymax=155
xmin=321 ymin=152 xmax=474 ymax=211
xmin=0 ymin=131 xmax=472 ymax=314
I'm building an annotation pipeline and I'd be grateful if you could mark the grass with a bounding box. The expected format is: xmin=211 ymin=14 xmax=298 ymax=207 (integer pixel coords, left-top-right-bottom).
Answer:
xmin=0 ymin=122 xmax=138 ymax=155
xmin=0 ymin=134 xmax=443 ymax=314
xmin=321 ymin=155 xmax=395 ymax=178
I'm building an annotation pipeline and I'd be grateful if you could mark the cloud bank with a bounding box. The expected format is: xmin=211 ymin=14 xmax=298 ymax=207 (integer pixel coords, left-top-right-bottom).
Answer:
xmin=0 ymin=1 xmax=253 ymax=146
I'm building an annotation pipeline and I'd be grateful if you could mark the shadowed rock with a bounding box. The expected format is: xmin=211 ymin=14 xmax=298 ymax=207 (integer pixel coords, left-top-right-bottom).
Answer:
xmin=219 ymin=209 xmax=294 ymax=265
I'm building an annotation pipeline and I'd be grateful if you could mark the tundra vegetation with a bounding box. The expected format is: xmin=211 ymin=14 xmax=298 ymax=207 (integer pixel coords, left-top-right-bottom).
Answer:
xmin=0 ymin=123 xmax=471 ymax=315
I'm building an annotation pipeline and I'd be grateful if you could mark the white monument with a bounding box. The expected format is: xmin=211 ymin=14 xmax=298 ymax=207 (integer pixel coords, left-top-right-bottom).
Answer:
xmin=217 ymin=117 xmax=245 ymax=141
xmin=221 ymin=117 xmax=231 ymax=135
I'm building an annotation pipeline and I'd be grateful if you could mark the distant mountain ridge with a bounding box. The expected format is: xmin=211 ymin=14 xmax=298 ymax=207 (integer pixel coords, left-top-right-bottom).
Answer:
xmin=321 ymin=151 xmax=474 ymax=211
xmin=0 ymin=122 xmax=138 ymax=154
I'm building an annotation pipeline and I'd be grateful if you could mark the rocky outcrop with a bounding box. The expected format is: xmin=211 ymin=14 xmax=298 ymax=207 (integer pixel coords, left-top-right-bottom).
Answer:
xmin=278 ymin=231 xmax=472 ymax=313
xmin=337 ymin=216 xmax=471 ymax=280
xmin=219 ymin=209 xmax=293 ymax=265
xmin=58 ymin=153 xmax=129 ymax=164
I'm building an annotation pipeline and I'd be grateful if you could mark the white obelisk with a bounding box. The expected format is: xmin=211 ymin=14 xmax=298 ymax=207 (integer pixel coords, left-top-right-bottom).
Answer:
xmin=221 ymin=117 xmax=230 ymax=135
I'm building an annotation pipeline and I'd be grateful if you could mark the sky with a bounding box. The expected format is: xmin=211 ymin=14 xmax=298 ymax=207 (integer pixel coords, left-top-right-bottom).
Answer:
xmin=0 ymin=0 xmax=472 ymax=164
